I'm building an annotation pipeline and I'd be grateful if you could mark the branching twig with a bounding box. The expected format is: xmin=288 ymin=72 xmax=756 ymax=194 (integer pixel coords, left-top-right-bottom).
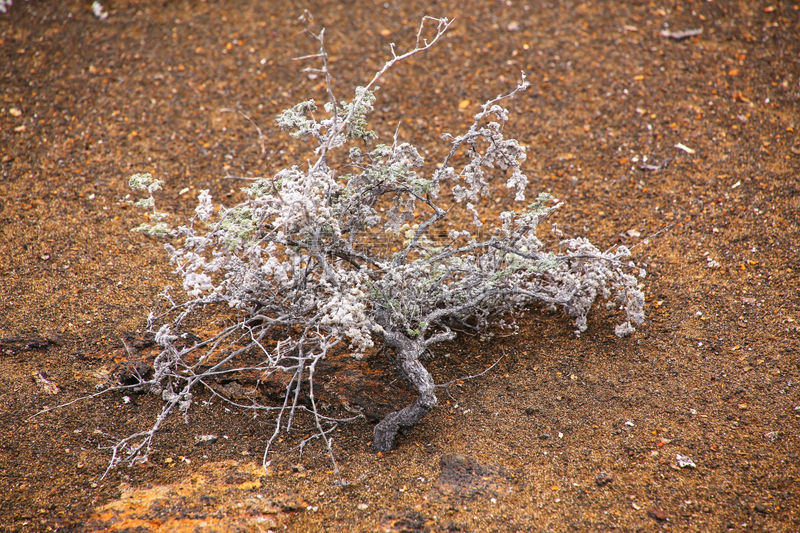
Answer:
xmin=220 ymin=108 xmax=266 ymax=155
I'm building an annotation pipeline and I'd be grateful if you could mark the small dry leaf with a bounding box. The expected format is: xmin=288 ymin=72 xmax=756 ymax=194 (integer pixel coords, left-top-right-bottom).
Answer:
xmin=676 ymin=454 xmax=697 ymax=468
xmin=33 ymin=372 xmax=61 ymax=395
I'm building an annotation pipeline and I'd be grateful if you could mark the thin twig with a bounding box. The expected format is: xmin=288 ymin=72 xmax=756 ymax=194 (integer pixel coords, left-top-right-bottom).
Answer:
xmin=436 ymin=351 xmax=505 ymax=401
xmin=220 ymin=108 xmax=266 ymax=155
xmin=630 ymin=223 xmax=675 ymax=252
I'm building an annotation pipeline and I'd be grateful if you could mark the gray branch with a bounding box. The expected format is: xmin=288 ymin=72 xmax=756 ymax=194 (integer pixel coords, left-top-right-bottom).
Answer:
xmin=372 ymin=331 xmax=437 ymax=452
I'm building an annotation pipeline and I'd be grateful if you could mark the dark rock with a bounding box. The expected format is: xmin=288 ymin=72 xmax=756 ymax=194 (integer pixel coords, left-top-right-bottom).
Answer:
xmin=439 ymin=453 xmax=491 ymax=485
xmin=177 ymin=331 xmax=203 ymax=347
xmin=379 ymin=511 xmax=431 ymax=532
xmin=430 ymin=453 xmax=517 ymax=502
xmin=0 ymin=336 xmax=57 ymax=356
xmin=113 ymin=359 xmax=153 ymax=387
xmin=121 ymin=331 xmax=156 ymax=352
xmin=595 ymin=471 xmax=614 ymax=487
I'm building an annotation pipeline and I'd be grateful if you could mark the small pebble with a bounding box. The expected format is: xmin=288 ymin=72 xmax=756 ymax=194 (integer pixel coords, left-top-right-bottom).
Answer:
xmin=595 ymin=471 xmax=614 ymax=487
xmin=754 ymin=503 xmax=768 ymax=514
xmin=194 ymin=434 xmax=218 ymax=446
xmin=648 ymin=507 xmax=668 ymax=521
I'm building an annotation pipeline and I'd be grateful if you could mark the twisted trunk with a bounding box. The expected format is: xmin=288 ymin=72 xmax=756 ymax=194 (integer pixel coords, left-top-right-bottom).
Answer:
xmin=372 ymin=331 xmax=436 ymax=452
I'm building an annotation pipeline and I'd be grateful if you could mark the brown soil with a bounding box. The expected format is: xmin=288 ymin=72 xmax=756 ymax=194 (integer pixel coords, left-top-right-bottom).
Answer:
xmin=2 ymin=0 xmax=799 ymax=531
